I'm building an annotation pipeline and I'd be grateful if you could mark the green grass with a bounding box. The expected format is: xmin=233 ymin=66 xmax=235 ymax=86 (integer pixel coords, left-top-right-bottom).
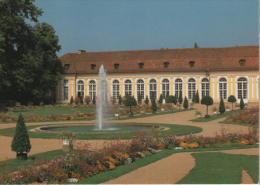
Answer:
xmin=219 ymin=121 xmax=259 ymax=127
xmin=0 ymin=123 xmax=202 ymax=139
xmin=190 ymin=112 xmax=230 ymax=122
xmin=177 ymin=152 xmax=259 ymax=184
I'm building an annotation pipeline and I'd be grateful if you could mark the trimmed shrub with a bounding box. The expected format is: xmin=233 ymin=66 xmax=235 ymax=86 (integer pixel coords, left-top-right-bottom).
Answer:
xmin=137 ymin=93 xmax=142 ymax=105
xmin=125 ymin=96 xmax=137 ymax=115
xmin=166 ymin=95 xmax=174 ymax=110
xmin=158 ymin=94 xmax=163 ymax=104
xmin=201 ymin=95 xmax=213 ymax=117
xmin=70 ymin=96 xmax=74 ymax=105
xmin=92 ymin=95 xmax=96 ymax=105
xmin=195 ymin=90 xmax=200 ymax=103
xmin=228 ymin=95 xmax=237 ymax=111
xmin=151 ymin=94 xmax=157 ymax=113
xmin=219 ymin=97 xmax=225 ymax=114
xmin=178 ymin=91 xmax=183 ymax=104
xmin=240 ymin=97 xmax=245 ymax=110
xmin=119 ymin=95 xmax=122 ymax=105
xmin=11 ymin=114 xmax=31 ymax=155
xmin=183 ymin=96 xmax=188 ymax=109
xmin=144 ymin=95 xmax=149 ymax=105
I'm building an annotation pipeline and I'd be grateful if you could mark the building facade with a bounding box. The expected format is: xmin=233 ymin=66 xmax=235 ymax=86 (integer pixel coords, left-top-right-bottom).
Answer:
xmin=56 ymin=46 xmax=259 ymax=103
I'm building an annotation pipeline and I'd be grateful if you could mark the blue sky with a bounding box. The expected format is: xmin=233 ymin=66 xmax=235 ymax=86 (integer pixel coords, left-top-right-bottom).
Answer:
xmin=34 ymin=0 xmax=259 ymax=57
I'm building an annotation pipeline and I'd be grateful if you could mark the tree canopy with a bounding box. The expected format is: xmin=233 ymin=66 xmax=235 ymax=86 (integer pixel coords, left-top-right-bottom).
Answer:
xmin=0 ymin=0 xmax=61 ymax=106
xmin=201 ymin=95 xmax=213 ymax=116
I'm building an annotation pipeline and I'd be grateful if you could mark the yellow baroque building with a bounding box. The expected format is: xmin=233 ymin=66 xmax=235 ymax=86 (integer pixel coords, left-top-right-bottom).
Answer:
xmin=56 ymin=46 xmax=259 ymax=104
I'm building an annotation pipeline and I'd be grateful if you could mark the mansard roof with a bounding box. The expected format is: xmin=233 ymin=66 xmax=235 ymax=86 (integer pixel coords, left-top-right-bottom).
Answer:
xmin=57 ymin=45 xmax=259 ymax=74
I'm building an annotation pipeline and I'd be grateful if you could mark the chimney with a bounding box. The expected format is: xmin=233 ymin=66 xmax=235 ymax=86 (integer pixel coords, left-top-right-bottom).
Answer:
xmin=78 ymin=50 xmax=86 ymax=54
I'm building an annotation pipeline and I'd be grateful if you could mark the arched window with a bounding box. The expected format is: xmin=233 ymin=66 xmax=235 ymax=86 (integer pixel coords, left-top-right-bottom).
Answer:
xmin=237 ymin=77 xmax=247 ymax=99
xmin=201 ymin=78 xmax=210 ymax=97
xmin=162 ymin=79 xmax=169 ymax=99
xmin=89 ymin=80 xmax=96 ymax=100
xmin=137 ymin=79 xmax=144 ymax=99
xmin=175 ymin=78 xmax=183 ymax=98
xmin=77 ymin=80 xmax=84 ymax=98
xmin=188 ymin=78 xmax=196 ymax=100
xmin=112 ymin=80 xmax=120 ymax=99
xmin=124 ymin=80 xmax=132 ymax=96
xmin=219 ymin=78 xmax=227 ymax=99
xmin=149 ymin=79 xmax=157 ymax=99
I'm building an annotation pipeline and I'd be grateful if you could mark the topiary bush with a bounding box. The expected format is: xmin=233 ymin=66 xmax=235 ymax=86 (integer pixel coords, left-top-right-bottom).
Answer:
xmin=183 ymin=96 xmax=188 ymax=109
xmin=158 ymin=94 xmax=163 ymax=104
xmin=118 ymin=95 xmax=122 ymax=105
xmin=166 ymin=95 xmax=174 ymax=111
xmin=201 ymin=95 xmax=213 ymax=118
xmin=240 ymin=97 xmax=244 ymax=110
xmin=144 ymin=95 xmax=149 ymax=105
xmin=11 ymin=114 xmax=31 ymax=159
xmin=219 ymin=97 xmax=225 ymax=114
xmin=137 ymin=93 xmax=142 ymax=105
xmin=151 ymin=94 xmax=157 ymax=113
xmin=178 ymin=91 xmax=183 ymax=104
xmin=125 ymin=96 xmax=137 ymax=116
xmin=195 ymin=90 xmax=200 ymax=103
xmin=228 ymin=95 xmax=237 ymax=111
xmin=92 ymin=95 xmax=96 ymax=105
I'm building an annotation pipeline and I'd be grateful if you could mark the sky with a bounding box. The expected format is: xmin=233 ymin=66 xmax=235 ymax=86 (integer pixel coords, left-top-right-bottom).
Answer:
xmin=33 ymin=0 xmax=259 ymax=57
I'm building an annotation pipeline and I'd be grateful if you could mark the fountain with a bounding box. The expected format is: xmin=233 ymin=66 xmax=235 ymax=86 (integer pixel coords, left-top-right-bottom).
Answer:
xmin=96 ymin=65 xmax=109 ymax=130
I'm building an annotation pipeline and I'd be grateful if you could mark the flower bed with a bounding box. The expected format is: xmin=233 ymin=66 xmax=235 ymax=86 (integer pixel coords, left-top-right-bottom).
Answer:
xmin=0 ymin=127 xmax=258 ymax=184
xmin=224 ymin=106 xmax=259 ymax=125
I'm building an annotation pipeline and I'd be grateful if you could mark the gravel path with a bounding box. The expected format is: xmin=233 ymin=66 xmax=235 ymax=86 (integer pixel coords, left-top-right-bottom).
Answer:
xmin=0 ymin=102 xmax=258 ymax=184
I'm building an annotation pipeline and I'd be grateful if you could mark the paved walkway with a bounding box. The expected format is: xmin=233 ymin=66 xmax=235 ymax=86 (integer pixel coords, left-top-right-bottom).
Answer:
xmin=0 ymin=102 xmax=258 ymax=184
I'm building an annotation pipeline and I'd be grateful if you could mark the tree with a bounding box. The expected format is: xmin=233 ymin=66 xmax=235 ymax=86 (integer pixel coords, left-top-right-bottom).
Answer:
xmin=178 ymin=91 xmax=183 ymax=104
xmin=118 ymin=95 xmax=122 ymax=105
xmin=192 ymin=93 xmax=196 ymax=103
xmin=173 ymin=96 xmax=178 ymax=105
xmin=138 ymin=93 xmax=142 ymax=105
xmin=195 ymin=90 xmax=200 ymax=103
xmin=228 ymin=95 xmax=237 ymax=111
xmin=166 ymin=95 xmax=174 ymax=111
xmin=0 ymin=1 xmax=61 ymax=106
xmin=240 ymin=97 xmax=244 ymax=110
xmin=194 ymin=42 xmax=199 ymax=48
xmin=11 ymin=114 xmax=31 ymax=159
xmin=151 ymin=94 xmax=157 ymax=113
xmin=158 ymin=94 xmax=163 ymax=104
xmin=166 ymin=92 xmax=169 ymax=99
xmin=70 ymin=96 xmax=74 ymax=105
xmin=79 ymin=96 xmax=83 ymax=104
xmin=219 ymin=97 xmax=225 ymax=114
xmin=125 ymin=96 xmax=137 ymax=116
xmin=144 ymin=95 xmax=149 ymax=105
xmin=183 ymin=96 xmax=188 ymax=109
xmin=201 ymin=95 xmax=213 ymax=117
xmin=92 ymin=95 xmax=96 ymax=105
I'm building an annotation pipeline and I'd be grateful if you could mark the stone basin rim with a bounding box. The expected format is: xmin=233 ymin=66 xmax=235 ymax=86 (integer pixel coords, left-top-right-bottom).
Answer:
xmin=34 ymin=123 xmax=165 ymax=134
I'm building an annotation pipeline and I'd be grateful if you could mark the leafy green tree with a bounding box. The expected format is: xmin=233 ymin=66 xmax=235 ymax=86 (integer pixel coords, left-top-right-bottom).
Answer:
xmin=166 ymin=95 xmax=174 ymax=110
xmin=118 ymin=95 xmax=122 ymax=105
xmin=0 ymin=1 xmax=61 ymax=105
xmin=195 ymin=90 xmax=200 ymax=103
xmin=240 ymin=97 xmax=244 ymax=110
xmin=219 ymin=97 xmax=225 ymax=114
xmin=173 ymin=96 xmax=178 ymax=105
xmin=137 ymin=93 xmax=142 ymax=105
xmin=178 ymin=91 xmax=183 ymax=104
xmin=11 ymin=114 xmax=31 ymax=158
xmin=158 ymin=94 xmax=163 ymax=104
xmin=166 ymin=92 xmax=169 ymax=99
xmin=228 ymin=95 xmax=237 ymax=111
xmin=125 ymin=96 xmax=137 ymax=116
xmin=183 ymin=96 xmax=188 ymax=109
xmin=151 ymin=94 xmax=157 ymax=113
xmin=92 ymin=95 xmax=96 ymax=105
xmin=144 ymin=95 xmax=149 ymax=105
xmin=201 ymin=95 xmax=213 ymax=117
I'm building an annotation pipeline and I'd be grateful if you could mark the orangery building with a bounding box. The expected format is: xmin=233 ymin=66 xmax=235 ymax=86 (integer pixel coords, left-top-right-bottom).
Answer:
xmin=56 ymin=46 xmax=259 ymax=104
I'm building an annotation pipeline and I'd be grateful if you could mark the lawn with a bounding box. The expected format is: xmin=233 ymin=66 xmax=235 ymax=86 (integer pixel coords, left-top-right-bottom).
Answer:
xmin=0 ymin=145 xmax=258 ymax=184
xmin=0 ymin=123 xmax=202 ymax=139
xmin=177 ymin=152 xmax=259 ymax=184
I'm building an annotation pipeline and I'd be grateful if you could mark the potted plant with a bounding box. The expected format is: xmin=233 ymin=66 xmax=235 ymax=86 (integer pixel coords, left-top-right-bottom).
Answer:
xmin=212 ymin=107 xmax=218 ymax=115
xmin=11 ymin=114 xmax=31 ymax=160
xmin=226 ymin=105 xmax=230 ymax=112
xmin=195 ymin=111 xmax=202 ymax=119
xmin=58 ymin=131 xmax=76 ymax=152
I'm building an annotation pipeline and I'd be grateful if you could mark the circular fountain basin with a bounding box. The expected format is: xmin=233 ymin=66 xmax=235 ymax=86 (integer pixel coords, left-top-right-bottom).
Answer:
xmin=34 ymin=124 xmax=164 ymax=134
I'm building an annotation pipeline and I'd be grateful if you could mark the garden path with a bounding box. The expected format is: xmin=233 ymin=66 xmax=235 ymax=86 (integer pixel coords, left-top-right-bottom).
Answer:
xmin=0 ymin=102 xmax=258 ymax=184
